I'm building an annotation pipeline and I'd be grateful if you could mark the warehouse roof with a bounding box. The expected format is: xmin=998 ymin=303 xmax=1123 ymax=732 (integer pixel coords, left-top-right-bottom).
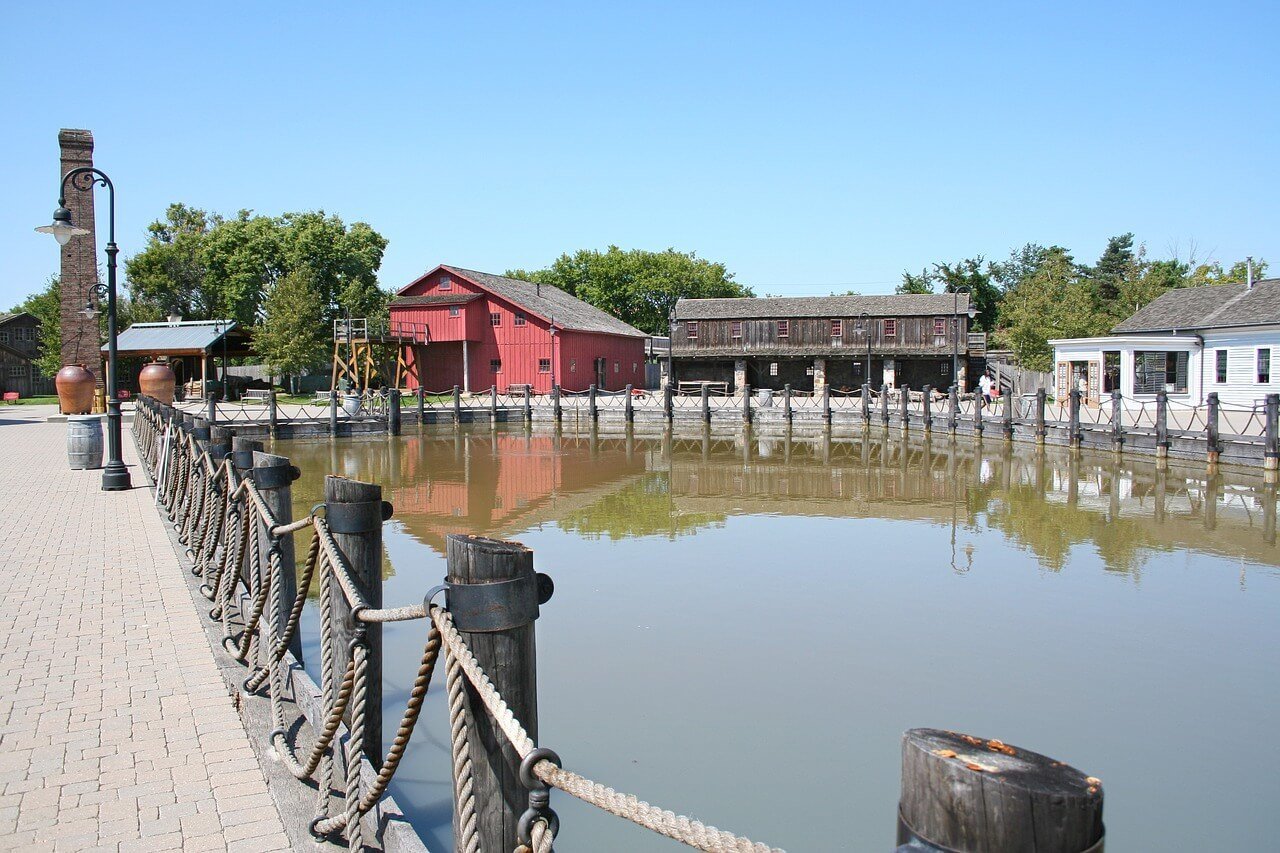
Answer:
xmin=674 ymin=293 xmax=970 ymax=320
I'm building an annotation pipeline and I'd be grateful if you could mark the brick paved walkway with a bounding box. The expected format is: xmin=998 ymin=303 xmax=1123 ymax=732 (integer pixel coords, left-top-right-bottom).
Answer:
xmin=0 ymin=407 xmax=292 ymax=851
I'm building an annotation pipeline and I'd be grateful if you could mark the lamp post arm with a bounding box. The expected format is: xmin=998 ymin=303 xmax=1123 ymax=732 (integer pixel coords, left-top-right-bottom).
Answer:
xmin=60 ymin=167 xmax=115 ymax=246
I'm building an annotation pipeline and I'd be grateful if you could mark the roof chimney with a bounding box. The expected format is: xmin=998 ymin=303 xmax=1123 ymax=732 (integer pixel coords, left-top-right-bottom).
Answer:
xmin=536 ymin=281 xmax=541 ymax=297
xmin=1247 ymin=256 xmax=1255 ymax=290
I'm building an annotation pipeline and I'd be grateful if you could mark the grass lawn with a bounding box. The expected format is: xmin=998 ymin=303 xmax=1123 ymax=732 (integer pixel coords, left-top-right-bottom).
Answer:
xmin=5 ymin=395 xmax=59 ymax=406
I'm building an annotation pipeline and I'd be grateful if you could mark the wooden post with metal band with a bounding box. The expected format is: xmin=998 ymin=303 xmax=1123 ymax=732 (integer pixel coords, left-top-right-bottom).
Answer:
xmin=443 ymin=535 xmax=553 ymax=852
xmin=417 ymin=386 xmax=425 ymax=424
xmin=552 ymin=384 xmax=562 ymax=423
xmin=1110 ymin=389 xmax=1123 ymax=453
xmin=862 ymin=383 xmax=871 ymax=425
xmin=252 ymin=451 xmax=302 ymax=661
xmin=323 ymin=475 xmax=391 ymax=769
xmin=388 ymin=389 xmax=401 ymax=436
xmin=921 ymin=385 xmax=932 ymax=433
xmin=664 ymin=382 xmax=673 ymax=422
xmin=880 ymin=384 xmax=889 ymax=426
xmin=267 ymin=388 xmax=278 ymax=439
xmin=1155 ymin=389 xmax=1169 ymax=460
xmin=1036 ymin=387 xmax=1048 ymax=446
xmin=1266 ymin=393 xmax=1280 ymax=473
xmin=453 ymin=385 xmax=463 ymax=423
xmin=743 ymin=382 xmax=752 ymax=424
xmin=701 ymin=383 xmax=711 ymax=423
xmin=948 ymin=384 xmax=959 ymax=434
xmin=822 ymin=382 xmax=831 ymax=424
xmin=783 ymin=384 xmax=792 ymax=423
xmin=1206 ymin=392 xmax=1220 ymax=465
xmin=624 ymin=383 xmax=634 ymax=422
xmin=490 ymin=385 xmax=499 ymax=422
xmin=524 ymin=385 xmax=533 ymax=423
xmin=899 ymin=385 xmax=909 ymax=432
xmin=329 ymin=390 xmax=338 ymax=436
xmin=1069 ymin=388 xmax=1082 ymax=449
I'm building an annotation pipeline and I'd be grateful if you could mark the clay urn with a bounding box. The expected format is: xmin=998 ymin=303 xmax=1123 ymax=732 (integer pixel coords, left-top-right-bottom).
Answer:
xmin=55 ymin=364 xmax=96 ymax=414
xmin=139 ymin=361 xmax=177 ymax=404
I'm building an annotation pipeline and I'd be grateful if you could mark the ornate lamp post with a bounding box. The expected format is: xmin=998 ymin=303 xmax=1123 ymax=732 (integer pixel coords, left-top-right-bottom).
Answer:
xmin=37 ymin=168 xmax=131 ymax=491
xmin=951 ymin=286 xmax=978 ymax=392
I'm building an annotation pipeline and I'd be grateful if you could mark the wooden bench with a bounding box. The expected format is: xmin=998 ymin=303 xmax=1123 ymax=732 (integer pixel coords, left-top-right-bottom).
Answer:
xmin=677 ymin=381 xmax=729 ymax=396
xmin=242 ymin=389 xmax=270 ymax=404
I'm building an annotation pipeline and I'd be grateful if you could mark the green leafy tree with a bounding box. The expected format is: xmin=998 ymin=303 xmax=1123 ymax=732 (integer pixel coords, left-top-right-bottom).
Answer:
xmin=998 ymin=247 xmax=1103 ymax=370
xmin=507 ymin=246 xmax=752 ymax=334
xmin=255 ymin=271 xmax=330 ymax=389
xmin=1086 ymin=233 xmax=1137 ymax=303
xmin=989 ymin=243 xmax=1049 ymax=293
xmin=896 ymin=268 xmax=934 ymax=294
xmin=123 ymin=204 xmax=222 ymax=320
xmin=11 ymin=276 xmax=63 ymax=377
xmin=933 ymin=257 xmax=1001 ymax=332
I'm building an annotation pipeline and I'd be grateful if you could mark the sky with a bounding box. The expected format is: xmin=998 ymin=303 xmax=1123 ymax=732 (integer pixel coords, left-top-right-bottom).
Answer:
xmin=2 ymin=1 xmax=1277 ymax=311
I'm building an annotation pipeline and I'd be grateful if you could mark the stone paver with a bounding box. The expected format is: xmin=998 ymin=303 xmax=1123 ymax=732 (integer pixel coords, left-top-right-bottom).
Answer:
xmin=0 ymin=406 xmax=292 ymax=851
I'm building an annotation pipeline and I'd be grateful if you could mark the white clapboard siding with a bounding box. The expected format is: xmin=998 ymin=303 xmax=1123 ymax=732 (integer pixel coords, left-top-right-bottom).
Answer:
xmin=1201 ymin=330 xmax=1280 ymax=408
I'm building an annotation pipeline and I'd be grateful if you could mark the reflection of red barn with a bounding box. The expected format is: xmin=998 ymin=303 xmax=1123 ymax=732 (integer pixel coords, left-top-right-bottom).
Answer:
xmin=391 ymin=265 xmax=647 ymax=394
xmin=390 ymin=433 xmax=647 ymax=553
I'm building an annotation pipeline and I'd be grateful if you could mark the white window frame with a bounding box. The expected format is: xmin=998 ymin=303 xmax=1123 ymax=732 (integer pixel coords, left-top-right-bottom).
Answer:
xmin=687 ymin=321 xmax=699 ymax=341
xmin=490 ymin=312 xmax=502 ymax=327
xmin=1258 ymin=348 xmax=1271 ymax=384
xmin=1216 ymin=349 xmax=1228 ymax=383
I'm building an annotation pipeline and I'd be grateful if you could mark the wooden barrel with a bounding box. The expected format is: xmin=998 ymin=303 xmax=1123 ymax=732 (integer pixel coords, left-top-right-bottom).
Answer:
xmin=66 ymin=415 xmax=104 ymax=470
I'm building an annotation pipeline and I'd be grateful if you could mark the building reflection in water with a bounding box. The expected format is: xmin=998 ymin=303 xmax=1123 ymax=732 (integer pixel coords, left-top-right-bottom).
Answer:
xmin=277 ymin=425 xmax=1280 ymax=579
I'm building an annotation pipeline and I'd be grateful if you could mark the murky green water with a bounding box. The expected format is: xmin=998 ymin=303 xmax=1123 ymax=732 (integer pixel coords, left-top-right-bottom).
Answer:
xmin=275 ymin=425 xmax=1280 ymax=852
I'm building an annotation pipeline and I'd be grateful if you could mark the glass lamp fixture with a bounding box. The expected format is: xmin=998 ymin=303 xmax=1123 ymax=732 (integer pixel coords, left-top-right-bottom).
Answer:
xmin=35 ymin=206 xmax=89 ymax=246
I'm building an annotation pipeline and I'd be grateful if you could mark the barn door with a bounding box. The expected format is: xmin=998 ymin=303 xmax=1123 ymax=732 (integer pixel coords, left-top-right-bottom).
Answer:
xmin=594 ymin=357 xmax=607 ymax=390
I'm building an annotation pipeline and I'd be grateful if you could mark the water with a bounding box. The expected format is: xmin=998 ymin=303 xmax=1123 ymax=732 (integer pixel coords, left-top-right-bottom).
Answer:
xmin=275 ymin=425 xmax=1280 ymax=851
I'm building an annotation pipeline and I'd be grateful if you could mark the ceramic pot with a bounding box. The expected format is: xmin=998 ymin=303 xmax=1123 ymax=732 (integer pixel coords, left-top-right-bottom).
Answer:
xmin=342 ymin=392 xmax=362 ymax=416
xmin=139 ymin=362 xmax=177 ymax=404
xmin=55 ymin=364 xmax=95 ymax=414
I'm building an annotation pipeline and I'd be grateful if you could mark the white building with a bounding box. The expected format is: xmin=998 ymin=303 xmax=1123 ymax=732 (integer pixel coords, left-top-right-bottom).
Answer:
xmin=1050 ymin=277 xmax=1280 ymax=407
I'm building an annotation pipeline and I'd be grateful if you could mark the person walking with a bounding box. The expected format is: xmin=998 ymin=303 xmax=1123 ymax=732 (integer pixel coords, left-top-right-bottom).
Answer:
xmin=978 ymin=372 xmax=993 ymax=404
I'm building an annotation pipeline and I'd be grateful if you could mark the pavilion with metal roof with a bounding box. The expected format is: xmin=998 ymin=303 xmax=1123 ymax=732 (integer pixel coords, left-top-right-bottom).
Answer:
xmin=103 ymin=320 xmax=253 ymax=397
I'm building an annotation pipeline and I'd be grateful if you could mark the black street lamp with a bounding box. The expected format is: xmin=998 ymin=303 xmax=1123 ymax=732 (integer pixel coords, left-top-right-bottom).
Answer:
xmin=951 ymin=287 xmax=978 ymax=392
xmin=213 ymin=318 xmax=230 ymax=401
xmin=37 ymin=168 xmax=131 ymax=491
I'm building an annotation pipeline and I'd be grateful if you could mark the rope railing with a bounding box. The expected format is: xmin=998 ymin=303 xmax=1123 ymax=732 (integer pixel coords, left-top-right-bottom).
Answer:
xmin=131 ymin=395 xmax=784 ymax=853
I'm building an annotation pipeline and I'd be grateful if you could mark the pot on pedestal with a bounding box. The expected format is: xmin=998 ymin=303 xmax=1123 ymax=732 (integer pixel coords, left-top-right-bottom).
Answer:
xmin=139 ymin=361 xmax=177 ymax=404
xmin=55 ymin=364 xmax=96 ymax=415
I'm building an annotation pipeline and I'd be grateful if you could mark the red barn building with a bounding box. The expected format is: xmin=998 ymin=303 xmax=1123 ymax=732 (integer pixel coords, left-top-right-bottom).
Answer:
xmin=390 ymin=265 xmax=646 ymax=393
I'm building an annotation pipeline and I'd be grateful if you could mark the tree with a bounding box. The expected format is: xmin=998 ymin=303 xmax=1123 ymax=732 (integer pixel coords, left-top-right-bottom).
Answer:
xmin=254 ymin=271 xmax=330 ymax=389
xmin=998 ymin=247 xmax=1103 ymax=370
xmin=507 ymin=246 xmax=752 ymax=334
xmin=896 ymin=268 xmax=934 ymax=294
xmin=12 ymin=276 xmax=63 ymax=378
xmin=1087 ymin=233 xmax=1136 ymax=303
xmin=989 ymin=243 xmax=1049 ymax=293
xmin=933 ymin=257 xmax=1001 ymax=332
xmin=126 ymin=206 xmax=388 ymax=329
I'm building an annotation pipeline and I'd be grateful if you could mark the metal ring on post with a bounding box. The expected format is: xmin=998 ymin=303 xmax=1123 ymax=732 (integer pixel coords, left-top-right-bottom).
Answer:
xmin=517 ymin=809 xmax=560 ymax=847
xmin=519 ymin=747 xmax=562 ymax=790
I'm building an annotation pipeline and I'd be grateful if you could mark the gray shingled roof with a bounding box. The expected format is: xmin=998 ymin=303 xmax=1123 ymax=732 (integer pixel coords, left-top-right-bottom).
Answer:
xmin=392 ymin=294 xmax=482 ymax=307
xmin=105 ymin=320 xmax=237 ymax=354
xmin=437 ymin=266 xmax=646 ymax=338
xmin=0 ymin=312 xmax=28 ymax=326
xmin=1112 ymin=279 xmax=1280 ymax=333
xmin=674 ymin=293 xmax=970 ymax=320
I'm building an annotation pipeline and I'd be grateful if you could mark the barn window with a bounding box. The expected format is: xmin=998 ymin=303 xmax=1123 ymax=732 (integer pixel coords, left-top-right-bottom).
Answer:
xmin=687 ymin=321 xmax=699 ymax=340
xmin=8 ymin=366 xmax=21 ymax=378
xmin=489 ymin=359 xmax=502 ymax=373
xmin=1259 ymin=349 xmax=1271 ymax=383
xmin=449 ymin=306 xmax=460 ymax=317
xmin=614 ymin=361 xmax=619 ymax=373
xmin=490 ymin=312 xmax=502 ymax=326
xmin=731 ymin=321 xmax=742 ymax=339
xmin=1216 ymin=350 xmax=1228 ymax=383
xmin=831 ymin=319 xmax=842 ymax=338
xmin=538 ymin=358 xmax=551 ymax=373
xmin=439 ymin=277 xmax=452 ymax=291
xmin=934 ymin=318 xmax=946 ymax=336
xmin=883 ymin=319 xmax=897 ymax=338
xmin=777 ymin=320 xmax=789 ymax=338
xmin=769 ymin=363 xmax=779 ymax=376
xmin=0 ymin=331 xmax=8 ymax=343
xmin=569 ymin=359 xmax=576 ymax=373
xmin=515 ymin=312 xmax=526 ymax=326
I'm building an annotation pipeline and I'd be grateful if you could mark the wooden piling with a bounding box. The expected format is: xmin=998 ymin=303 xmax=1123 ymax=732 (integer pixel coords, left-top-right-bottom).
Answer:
xmin=231 ymin=437 xmax=264 ymax=586
xmin=388 ymin=390 xmax=402 ymax=436
xmin=1069 ymin=388 xmax=1082 ymax=449
xmin=897 ymin=728 xmax=1103 ymax=853
xmin=701 ymin=384 xmax=711 ymax=423
xmin=208 ymin=425 xmax=233 ymax=463
xmin=524 ymin=386 xmax=533 ymax=423
xmin=899 ymin=385 xmax=909 ymax=432
xmin=742 ymin=382 xmax=752 ymax=424
xmin=822 ymin=383 xmax=831 ymax=424
xmin=417 ymin=387 xmax=425 ymax=424
xmin=1110 ymin=389 xmax=1123 ymax=453
xmin=553 ymin=385 xmax=563 ymax=423
xmin=589 ymin=384 xmax=599 ymax=421
xmin=323 ymin=475 xmax=387 ymax=768
xmin=454 ymin=386 xmax=462 ymax=424
xmin=880 ymin=384 xmax=889 ymax=426
xmin=973 ymin=392 xmax=984 ymax=437
xmin=267 ymin=389 xmax=278 ymax=439
xmin=1035 ymin=388 xmax=1047 ymax=446
xmin=949 ymin=385 xmax=959 ymax=434
xmin=1155 ymin=389 xmax=1169 ymax=459
xmin=253 ymin=452 xmax=302 ymax=661
xmin=783 ymin=384 xmax=792 ymax=422
xmin=490 ymin=385 xmax=499 ymax=422
xmin=624 ymin=383 xmax=634 ymax=422
xmin=861 ymin=383 xmax=871 ymax=425
xmin=1206 ymin=392 xmax=1220 ymax=465
xmin=1266 ymin=394 xmax=1279 ymax=472
xmin=206 ymin=394 xmax=217 ymax=424
xmin=921 ymin=385 xmax=932 ymax=433
xmin=1003 ymin=389 xmax=1014 ymax=440
xmin=445 ymin=535 xmax=542 ymax=852
xmin=329 ymin=390 xmax=338 ymax=436
xmin=663 ymin=383 xmax=673 ymax=422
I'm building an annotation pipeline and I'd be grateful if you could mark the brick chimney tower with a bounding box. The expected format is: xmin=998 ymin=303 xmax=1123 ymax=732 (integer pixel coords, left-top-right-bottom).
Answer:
xmin=58 ymin=128 xmax=102 ymax=373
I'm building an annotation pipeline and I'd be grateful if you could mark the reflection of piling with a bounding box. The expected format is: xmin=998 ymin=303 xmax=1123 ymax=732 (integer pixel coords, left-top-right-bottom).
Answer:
xmin=922 ymin=384 xmax=932 ymax=434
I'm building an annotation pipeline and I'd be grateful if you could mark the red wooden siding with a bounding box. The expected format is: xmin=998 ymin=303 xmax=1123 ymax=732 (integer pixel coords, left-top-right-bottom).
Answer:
xmin=392 ymin=267 xmax=645 ymax=393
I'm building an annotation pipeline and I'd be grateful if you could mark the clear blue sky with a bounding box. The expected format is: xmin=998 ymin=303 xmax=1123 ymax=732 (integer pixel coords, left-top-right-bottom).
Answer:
xmin=3 ymin=1 xmax=1276 ymax=311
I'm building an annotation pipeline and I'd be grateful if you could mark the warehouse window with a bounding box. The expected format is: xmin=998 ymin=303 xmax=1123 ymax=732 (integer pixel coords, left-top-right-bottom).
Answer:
xmin=831 ymin=319 xmax=842 ymax=338
xmin=687 ymin=321 xmax=698 ymax=340
xmin=449 ymin=306 xmax=460 ymax=317
xmin=731 ymin=321 xmax=742 ymax=340
xmin=515 ymin=312 xmax=526 ymax=327
xmin=439 ymin=277 xmax=452 ymax=291
xmin=1259 ymin=349 xmax=1271 ymax=383
xmin=1216 ymin=350 xmax=1228 ymax=383
xmin=489 ymin=359 xmax=502 ymax=373
xmin=777 ymin=319 xmax=789 ymax=338
xmin=538 ymin=358 xmax=551 ymax=373
xmin=883 ymin=319 xmax=897 ymax=338
xmin=490 ymin=312 xmax=501 ymax=326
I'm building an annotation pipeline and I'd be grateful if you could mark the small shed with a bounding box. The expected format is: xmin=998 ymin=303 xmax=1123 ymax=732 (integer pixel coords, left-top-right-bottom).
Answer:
xmin=104 ymin=320 xmax=252 ymax=397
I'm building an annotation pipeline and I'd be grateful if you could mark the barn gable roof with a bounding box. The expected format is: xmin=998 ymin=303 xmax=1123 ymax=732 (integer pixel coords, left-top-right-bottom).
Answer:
xmin=395 ymin=265 xmax=646 ymax=338
xmin=673 ymin=293 xmax=970 ymax=320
